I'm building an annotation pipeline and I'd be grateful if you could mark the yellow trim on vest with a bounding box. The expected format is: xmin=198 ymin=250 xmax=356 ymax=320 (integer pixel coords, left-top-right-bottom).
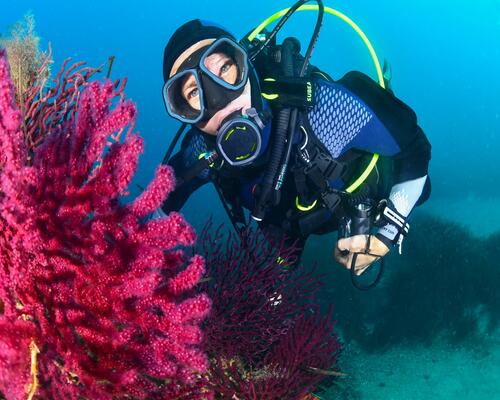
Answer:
xmin=296 ymin=196 xmax=318 ymax=211
xmin=262 ymin=77 xmax=279 ymax=100
xmin=262 ymin=92 xmax=279 ymax=100
xmin=345 ymin=153 xmax=379 ymax=193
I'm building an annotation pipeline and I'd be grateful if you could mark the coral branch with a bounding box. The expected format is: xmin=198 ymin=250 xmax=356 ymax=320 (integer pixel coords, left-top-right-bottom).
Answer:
xmin=196 ymin=224 xmax=341 ymax=399
xmin=0 ymin=49 xmax=211 ymax=400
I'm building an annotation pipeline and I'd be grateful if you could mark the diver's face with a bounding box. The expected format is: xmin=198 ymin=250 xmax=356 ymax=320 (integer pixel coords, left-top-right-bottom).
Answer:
xmin=170 ymin=39 xmax=252 ymax=136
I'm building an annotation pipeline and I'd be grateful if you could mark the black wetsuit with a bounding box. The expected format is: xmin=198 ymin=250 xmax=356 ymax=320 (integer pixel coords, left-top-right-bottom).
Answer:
xmin=162 ymin=71 xmax=431 ymax=252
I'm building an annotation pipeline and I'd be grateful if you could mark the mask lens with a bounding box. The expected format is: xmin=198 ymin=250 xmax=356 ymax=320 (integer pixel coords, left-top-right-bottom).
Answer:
xmin=164 ymin=70 xmax=203 ymax=123
xmin=202 ymin=39 xmax=248 ymax=89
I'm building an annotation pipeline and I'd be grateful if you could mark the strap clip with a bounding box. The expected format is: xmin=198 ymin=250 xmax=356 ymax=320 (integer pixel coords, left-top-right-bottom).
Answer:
xmin=321 ymin=189 xmax=341 ymax=212
xmin=260 ymin=76 xmax=315 ymax=109
xmin=303 ymin=149 xmax=346 ymax=188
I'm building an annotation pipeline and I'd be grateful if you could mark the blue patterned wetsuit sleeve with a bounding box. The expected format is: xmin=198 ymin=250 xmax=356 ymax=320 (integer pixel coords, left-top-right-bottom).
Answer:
xmin=308 ymin=73 xmax=431 ymax=182
xmin=308 ymin=78 xmax=400 ymax=158
xmin=161 ymin=128 xmax=211 ymax=212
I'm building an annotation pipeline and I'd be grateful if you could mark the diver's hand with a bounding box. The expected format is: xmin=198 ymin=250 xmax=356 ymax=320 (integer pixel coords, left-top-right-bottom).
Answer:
xmin=334 ymin=234 xmax=390 ymax=275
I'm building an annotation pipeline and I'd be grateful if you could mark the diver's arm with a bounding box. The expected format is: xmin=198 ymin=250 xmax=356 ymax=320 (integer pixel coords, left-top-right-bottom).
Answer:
xmin=376 ymin=175 xmax=428 ymax=249
xmin=311 ymin=72 xmax=431 ymax=237
xmin=375 ymin=124 xmax=432 ymax=248
xmin=308 ymin=72 xmax=431 ymax=268
xmin=337 ymin=70 xmax=432 ymax=206
xmin=160 ymin=129 xmax=211 ymax=213
xmin=160 ymin=152 xmax=208 ymax=212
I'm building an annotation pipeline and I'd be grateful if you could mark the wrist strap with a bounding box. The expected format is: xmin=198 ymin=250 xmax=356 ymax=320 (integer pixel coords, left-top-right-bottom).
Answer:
xmin=376 ymin=199 xmax=410 ymax=254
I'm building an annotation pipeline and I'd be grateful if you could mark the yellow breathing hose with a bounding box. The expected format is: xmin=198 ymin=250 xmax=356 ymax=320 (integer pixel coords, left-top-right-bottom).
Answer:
xmin=247 ymin=4 xmax=385 ymax=194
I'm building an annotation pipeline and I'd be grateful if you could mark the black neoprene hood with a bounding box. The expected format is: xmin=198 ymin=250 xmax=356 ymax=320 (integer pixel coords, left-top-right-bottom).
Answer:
xmin=163 ymin=19 xmax=236 ymax=82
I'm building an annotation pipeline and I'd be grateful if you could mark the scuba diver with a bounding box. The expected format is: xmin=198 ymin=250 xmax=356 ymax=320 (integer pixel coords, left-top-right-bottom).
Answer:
xmin=159 ymin=8 xmax=431 ymax=288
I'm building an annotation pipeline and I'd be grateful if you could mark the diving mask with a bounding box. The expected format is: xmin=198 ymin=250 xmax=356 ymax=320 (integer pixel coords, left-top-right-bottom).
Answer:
xmin=163 ymin=37 xmax=250 ymax=124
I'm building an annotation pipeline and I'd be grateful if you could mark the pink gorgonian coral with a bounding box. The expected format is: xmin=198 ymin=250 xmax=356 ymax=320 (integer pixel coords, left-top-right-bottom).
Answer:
xmin=197 ymin=225 xmax=341 ymax=399
xmin=0 ymin=48 xmax=211 ymax=400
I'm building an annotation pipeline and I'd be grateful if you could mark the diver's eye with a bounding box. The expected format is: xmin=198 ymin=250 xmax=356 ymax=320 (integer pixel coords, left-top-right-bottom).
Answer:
xmin=187 ymin=87 xmax=199 ymax=100
xmin=220 ymin=63 xmax=230 ymax=74
xmin=220 ymin=61 xmax=234 ymax=76
xmin=218 ymin=60 xmax=239 ymax=85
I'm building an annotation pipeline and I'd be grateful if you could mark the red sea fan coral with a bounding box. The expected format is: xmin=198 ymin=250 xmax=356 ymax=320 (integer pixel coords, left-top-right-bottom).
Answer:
xmin=20 ymin=45 xmax=125 ymax=153
xmin=196 ymin=226 xmax=341 ymax=399
xmin=0 ymin=49 xmax=211 ymax=400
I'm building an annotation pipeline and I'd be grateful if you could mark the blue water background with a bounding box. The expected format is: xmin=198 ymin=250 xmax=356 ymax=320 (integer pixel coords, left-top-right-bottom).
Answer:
xmin=2 ymin=1 xmax=499 ymax=398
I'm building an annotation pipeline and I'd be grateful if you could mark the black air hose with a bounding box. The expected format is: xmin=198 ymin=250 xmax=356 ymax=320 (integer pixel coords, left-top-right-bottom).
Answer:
xmin=251 ymin=39 xmax=297 ymax=221
xmin=251 ymin=0 xmax=324 ymax=221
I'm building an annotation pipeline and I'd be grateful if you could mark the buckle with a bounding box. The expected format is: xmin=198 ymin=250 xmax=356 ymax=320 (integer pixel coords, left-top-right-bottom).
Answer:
xmin=310 ymin=151 xmax=345 ymax=181
xmin=321 ymin=190 xmax=341 ymax=211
